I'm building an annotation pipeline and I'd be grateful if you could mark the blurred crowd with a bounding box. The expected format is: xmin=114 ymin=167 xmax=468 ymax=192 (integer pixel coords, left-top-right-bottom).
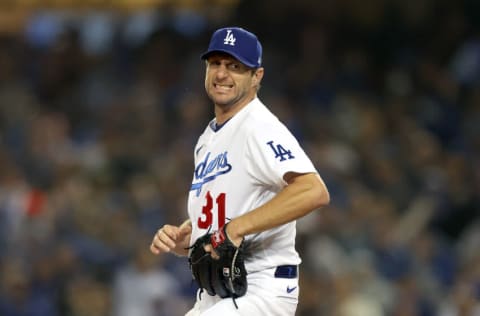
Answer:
xmin=0 ymin=1 xmax=479 ymax=315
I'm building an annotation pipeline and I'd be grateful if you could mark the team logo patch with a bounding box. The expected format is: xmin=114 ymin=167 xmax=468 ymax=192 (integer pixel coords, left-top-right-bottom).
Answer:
xmin=211 ymin=229 xmax=226 ymax=248
xmin=223 ymin=267 xmax=230 ymax=277
xmin=267 ymin=141 xmax=295 ymax=161
xmin=223 ymin=30 xmax=236 ymax=46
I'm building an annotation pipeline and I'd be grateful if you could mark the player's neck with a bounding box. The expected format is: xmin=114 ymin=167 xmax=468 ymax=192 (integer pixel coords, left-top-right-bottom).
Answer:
xmin=215 ymin=95 xmax=256 ymax=125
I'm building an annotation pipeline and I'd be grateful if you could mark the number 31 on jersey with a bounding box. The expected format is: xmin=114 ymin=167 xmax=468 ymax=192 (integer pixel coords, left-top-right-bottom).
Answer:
xmin=197 ymin=191 xmax=226 ymax=230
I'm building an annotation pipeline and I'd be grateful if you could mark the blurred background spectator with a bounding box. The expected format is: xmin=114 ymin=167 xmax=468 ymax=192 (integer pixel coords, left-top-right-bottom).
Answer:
xmin=0 ymin=0 xmax=479 ymax=315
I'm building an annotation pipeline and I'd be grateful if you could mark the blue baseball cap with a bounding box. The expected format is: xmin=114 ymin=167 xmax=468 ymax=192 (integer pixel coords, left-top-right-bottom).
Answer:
xmin=201 ymin=27 xmax=262 ymax=68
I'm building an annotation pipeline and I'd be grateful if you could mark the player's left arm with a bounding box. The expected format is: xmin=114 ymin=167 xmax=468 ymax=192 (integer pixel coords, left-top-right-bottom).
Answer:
xmin=225 ymin=171 xmax=330 ymax=246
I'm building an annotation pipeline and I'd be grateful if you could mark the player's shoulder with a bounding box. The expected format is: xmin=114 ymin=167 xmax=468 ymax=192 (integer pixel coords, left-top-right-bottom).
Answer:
xmin=244 ymin=98 xmax=283 ymax=130
xmin=241 ymin=98 xmax=294 ymax=141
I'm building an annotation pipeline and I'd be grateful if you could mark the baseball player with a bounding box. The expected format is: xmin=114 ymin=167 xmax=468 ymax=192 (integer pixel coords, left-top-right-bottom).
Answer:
xmin=150 ymin=27 xmax=330 ymax=316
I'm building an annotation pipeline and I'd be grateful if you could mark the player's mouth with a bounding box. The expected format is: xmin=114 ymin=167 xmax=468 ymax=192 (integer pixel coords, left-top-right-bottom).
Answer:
xmin=213 ymin=83 xmax=234 ymax=91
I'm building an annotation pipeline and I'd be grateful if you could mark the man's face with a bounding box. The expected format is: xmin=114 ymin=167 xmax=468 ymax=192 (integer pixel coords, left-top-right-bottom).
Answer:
xmin=204 ymin=53 xmax=263 ymax=108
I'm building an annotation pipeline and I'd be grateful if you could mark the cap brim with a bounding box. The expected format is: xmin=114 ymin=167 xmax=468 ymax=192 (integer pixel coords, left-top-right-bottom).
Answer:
xmin=200 ymin=49 xmax=257 ymax=68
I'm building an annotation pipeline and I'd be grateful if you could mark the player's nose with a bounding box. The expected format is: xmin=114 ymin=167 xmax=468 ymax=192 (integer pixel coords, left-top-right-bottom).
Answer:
xmin=214 ymin=65 xmax=229 ymax=79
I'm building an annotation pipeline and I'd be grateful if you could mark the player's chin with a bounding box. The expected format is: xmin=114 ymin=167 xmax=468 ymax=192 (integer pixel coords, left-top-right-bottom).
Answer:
xmin=210 ymin=94 xmax=235 ymax=107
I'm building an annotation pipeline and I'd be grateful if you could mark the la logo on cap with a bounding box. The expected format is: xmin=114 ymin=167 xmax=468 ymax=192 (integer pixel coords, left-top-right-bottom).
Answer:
xmin=223 ymin=30 xmax=236 ymax=46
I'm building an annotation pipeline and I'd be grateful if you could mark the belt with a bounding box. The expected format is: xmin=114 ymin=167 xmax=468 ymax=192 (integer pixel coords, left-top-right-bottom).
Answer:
xmin=274 ymin=265 xmax=298 ymax=279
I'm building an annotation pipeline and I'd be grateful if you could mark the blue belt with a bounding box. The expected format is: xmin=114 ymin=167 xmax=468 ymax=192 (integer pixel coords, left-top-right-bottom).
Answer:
xmin=274 ymin=265 xmax=298 ymax=278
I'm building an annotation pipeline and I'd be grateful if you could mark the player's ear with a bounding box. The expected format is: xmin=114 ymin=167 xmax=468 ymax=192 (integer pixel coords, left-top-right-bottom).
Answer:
xmin=252 ymin=67 xmax=264 ymax=87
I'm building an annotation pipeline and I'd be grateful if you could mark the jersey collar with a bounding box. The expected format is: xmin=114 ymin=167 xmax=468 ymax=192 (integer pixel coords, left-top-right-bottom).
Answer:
xmin=209 ymin=97 xmax=260 ymax=132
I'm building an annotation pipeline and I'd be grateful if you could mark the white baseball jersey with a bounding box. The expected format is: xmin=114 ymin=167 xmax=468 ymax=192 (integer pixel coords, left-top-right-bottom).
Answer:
xmin=187 ymin=98 xmax=318 ymax=273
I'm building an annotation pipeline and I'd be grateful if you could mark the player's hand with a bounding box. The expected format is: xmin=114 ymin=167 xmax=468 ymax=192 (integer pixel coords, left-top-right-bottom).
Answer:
xmin=150 ymin=222 xmax=192 ymax=257
xmin=204 ymin=244 xmax=220 ymax=260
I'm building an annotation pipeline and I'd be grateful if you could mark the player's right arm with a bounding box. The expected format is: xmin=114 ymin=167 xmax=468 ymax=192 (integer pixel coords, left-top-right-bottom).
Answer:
xmin=150 ymin=219 xmax=192 ymax=257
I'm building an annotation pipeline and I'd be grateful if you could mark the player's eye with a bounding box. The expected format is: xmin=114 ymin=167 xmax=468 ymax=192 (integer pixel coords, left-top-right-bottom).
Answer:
xmin=228 ymin=63 xmax=247 ymax=73
xmin=209 ymin=60 xmax=221 ymax=67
